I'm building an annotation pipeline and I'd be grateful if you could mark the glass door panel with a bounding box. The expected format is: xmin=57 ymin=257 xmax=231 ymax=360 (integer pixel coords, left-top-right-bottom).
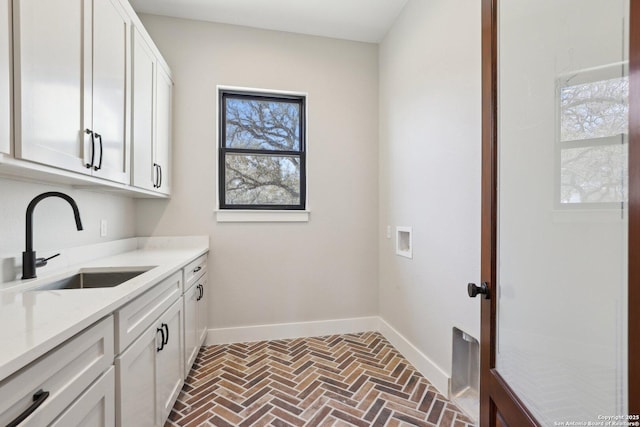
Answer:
xmin=496 ymin=0 xmax=629 ymax=423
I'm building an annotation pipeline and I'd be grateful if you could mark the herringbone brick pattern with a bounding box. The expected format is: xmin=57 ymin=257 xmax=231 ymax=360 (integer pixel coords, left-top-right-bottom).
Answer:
xmin=166 ymin=332 xmax=476 ymax=427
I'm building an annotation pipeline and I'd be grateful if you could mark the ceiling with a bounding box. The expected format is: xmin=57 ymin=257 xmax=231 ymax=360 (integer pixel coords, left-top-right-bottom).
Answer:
xmin=129 ymin=0 xmax=409 ymax=43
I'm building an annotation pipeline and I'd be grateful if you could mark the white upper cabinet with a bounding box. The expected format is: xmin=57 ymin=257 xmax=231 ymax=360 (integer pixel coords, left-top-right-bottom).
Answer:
xmin=13 ymin=0 xmax=130 ymax=184
xmin=131 ymin=26 xmax=172 ymax=196
xmin=89 ymin=0 xmax=130 ymax=183
xmin=132 ymin=28 xmax=155 ymax=192
xmin=0 ymin=0 xmax=10 ymax=155
xmin=13 ymin=0 xmax=86 ymax=173
xmin=7 ymin=0 xmax=171 ymax=195
xmin=154 ymin=66 xmax=172 ymax=195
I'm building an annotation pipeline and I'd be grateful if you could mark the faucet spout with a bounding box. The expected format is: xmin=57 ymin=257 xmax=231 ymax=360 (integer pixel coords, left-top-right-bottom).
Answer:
xmin=22 ymin=192 xmax=84 ymax=279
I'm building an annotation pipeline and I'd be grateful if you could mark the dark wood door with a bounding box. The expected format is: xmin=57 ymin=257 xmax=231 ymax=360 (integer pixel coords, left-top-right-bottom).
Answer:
xmin=479 ymin=0 xmax=639 ymax=425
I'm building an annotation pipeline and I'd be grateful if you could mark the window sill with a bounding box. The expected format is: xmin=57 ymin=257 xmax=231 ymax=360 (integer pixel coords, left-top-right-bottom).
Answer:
xmin=215 ymin=210 xmax=311 ymax=223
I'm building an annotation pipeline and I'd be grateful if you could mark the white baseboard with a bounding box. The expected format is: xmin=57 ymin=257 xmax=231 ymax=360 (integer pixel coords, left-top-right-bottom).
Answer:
xmin=206 ymin=316 xmax=450 ymax=398
xmin=207 ymin=316 xmax=380 ymax=345
xmin=378 ymin=318 xmax=450 ymax=398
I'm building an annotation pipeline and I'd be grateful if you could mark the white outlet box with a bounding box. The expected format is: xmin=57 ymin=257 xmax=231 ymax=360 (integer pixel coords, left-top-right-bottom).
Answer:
xmin=100 ymin=219 xmax=107 ymax=237
xmin=396 ymin=226 xmax=412 ymax=259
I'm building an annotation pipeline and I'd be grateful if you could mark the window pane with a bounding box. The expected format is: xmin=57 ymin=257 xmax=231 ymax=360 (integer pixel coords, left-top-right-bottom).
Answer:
xmin=560 ymin=143 xmax=627 ymax=204
xmin=225 ymin=98 xmax=301 ymax=151
xmin=560 ymin=76 xmax=628 ymax=142
xmin=225 ymin=154 xmax=301 ymax=205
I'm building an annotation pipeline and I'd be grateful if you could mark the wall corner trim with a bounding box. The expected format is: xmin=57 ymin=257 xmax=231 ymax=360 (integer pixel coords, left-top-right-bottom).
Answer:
xmin=206 ymin=316 xmax=451 ymax=398
xmin=377 ymin=318 xmax=450 ymax=398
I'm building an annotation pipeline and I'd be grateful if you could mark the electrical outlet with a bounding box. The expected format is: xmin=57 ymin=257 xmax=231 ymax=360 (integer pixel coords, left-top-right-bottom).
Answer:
xmin=100 ymin=219 xmax=107 ymax=237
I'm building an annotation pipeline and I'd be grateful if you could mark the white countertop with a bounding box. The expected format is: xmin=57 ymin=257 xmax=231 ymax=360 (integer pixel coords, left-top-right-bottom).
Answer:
xmin=0 ymin=236 xmax=209 ymax=382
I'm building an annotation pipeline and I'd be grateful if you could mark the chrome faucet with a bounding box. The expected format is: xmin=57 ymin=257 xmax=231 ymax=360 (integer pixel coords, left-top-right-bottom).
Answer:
xmin=22 ymin=192 xmax=84 ymax=279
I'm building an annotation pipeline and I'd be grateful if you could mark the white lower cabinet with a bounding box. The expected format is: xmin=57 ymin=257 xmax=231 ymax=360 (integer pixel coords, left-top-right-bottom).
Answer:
xmin=114 ymin=270 xmax=182 ymax=354
xmin=115 ymin=323 xmax=157 ymax=426
xmin=156 ymin=298 xmax=184 ymax=422
xmin=183 ymin=281 xmax=199 ymax=376
xmin=116 ymin=297 xmax=183 ymax=427
xmin=50 ymin=367 xmax=115 ymax=427
xmin=196 ymin=275 xmax=208 ymax=347
xmin=183 ymin=275 xmax=207 ymax=376
xmin=183 ymin=258 xmax=208 ymax=377
xmin=114 ymin=255 xmax=209 ymax=426
xmin=0 ymin=316 xmax=114 ymax=426
xmin=0 ymin=253 xmax=208 ymax=427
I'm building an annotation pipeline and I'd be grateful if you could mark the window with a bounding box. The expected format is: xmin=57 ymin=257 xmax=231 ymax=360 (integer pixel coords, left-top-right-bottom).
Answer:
xmin=219 ymin=89 xmax=306 ymax=210
xmin=557 ymin=64 xmax=628 ymax=207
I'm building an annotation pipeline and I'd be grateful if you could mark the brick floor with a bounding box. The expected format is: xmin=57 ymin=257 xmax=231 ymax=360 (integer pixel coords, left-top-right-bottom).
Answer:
xmin=166 ymin=331 xmax=476 ymax=427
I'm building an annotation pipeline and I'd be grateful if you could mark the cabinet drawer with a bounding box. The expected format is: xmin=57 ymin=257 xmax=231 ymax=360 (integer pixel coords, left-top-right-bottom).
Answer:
xmin=183 ymin=255 xmax=207 ymax=292
xmin=0 ymin=316 xmax=114 ymax=427
xmin=115 ymin=271 xmax=182 ymax=354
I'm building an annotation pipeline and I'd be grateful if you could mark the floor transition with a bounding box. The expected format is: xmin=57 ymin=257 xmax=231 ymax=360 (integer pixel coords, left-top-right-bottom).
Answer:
xmin=166 ymin=331 xmax=476 ymax=427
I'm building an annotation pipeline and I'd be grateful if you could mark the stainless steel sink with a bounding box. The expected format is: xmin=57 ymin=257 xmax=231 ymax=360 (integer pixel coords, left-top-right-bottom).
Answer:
xmin=34 ymin=268 xmax=154 ymax=290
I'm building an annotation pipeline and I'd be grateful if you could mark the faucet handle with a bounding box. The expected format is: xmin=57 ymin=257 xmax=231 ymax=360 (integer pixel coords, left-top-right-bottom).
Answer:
xmin=35 ymin=253 xmax=61 ymax=268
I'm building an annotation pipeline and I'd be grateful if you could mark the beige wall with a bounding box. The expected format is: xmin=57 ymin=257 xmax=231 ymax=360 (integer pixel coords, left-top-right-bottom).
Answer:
xmin=378 ymin=0 xmax=482 ymax=377
xmin=136 ymin=15 xmax=380 ymax=328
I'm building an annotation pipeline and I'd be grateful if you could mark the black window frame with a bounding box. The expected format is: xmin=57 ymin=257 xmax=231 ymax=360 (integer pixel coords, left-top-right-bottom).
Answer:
xmin=218 ymin=89 xmax=306 ymax=210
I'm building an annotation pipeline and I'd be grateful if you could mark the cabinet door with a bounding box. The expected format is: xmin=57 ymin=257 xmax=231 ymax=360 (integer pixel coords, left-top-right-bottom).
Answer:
xmin=50 ymin=368 xmax=115 ymax=427
xmin=115 ymin=324 xmax=159 ymax=427
xmin=183 ymin=285 xmax=198 ymax=377
xmin=132 ymin=28 xmax=156 ymax=191
xmin=156 ymin=298 xmax=184 ymax=423
xmin=13 ymin=0 xmax=92 ymax=173
xmin=0 ymin=0 xmax=10 ymax=154
xmin=196 ymin=275 xmax=208 ymax=346
xmin=154 ymin=66 xmax=172 ymax=195
xmin=91 ymin=0 xmax=129 ymax=184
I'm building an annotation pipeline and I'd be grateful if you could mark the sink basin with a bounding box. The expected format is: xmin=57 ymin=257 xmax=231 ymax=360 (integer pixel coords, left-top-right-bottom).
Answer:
xmin=34 ymin=267 xmax=155 ymax=291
